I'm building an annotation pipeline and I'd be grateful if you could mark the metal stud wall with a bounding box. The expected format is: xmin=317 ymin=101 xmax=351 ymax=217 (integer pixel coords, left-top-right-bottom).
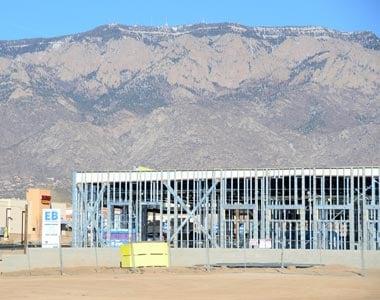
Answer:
xmin=72 ymin=167 xmax=380 ymax=250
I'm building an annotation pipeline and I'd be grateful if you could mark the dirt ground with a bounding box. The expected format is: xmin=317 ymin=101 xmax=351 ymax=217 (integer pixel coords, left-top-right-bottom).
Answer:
xmin=1 ymin=266 xmax=379 ymax=300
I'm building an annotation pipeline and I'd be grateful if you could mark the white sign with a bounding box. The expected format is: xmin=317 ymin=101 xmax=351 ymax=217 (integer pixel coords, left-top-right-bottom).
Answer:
xmin=259 ymin=238 xmax=272 ymax=249
xmin=249 ymin=238 xmax=259 ymax=248
xmin=42 ymin=209 xmax=61 ymax=248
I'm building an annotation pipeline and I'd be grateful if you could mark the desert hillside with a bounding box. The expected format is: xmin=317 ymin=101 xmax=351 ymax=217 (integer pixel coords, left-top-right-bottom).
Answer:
xmin=0 ymin=23 xmax=379 ymax=197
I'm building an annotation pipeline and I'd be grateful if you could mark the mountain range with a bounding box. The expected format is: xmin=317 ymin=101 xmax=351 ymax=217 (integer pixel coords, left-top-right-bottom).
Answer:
xmin=0 ymin=23 xmax=379 ymax=199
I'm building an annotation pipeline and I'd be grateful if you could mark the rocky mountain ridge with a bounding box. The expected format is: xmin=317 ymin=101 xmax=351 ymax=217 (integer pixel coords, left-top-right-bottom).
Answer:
xmin=1 ymin=23 xmax=379 ymax=57
xmin=0 ymin=23 xmax=379 ymax=199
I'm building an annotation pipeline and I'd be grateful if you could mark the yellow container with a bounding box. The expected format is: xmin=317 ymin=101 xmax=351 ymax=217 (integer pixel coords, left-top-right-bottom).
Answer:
xmin=120 ymin=242 xmax=169 ymax=268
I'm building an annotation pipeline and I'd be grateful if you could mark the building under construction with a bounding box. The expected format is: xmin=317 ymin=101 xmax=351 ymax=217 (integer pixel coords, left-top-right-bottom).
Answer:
xmin=72 ymin=167 xmax=379 ymax=251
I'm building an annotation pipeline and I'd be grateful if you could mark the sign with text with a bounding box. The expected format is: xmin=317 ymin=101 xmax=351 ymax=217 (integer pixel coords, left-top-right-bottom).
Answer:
xmin=41 ymin=195 xmax=51 ymax=205
xmin=42 ymin=209 xmax=61 ymax=248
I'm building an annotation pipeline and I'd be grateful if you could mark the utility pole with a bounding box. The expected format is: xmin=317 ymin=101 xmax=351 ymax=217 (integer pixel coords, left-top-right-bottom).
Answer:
xmin=5 ymin=208 xmax=11 ymax=239
xmin=24 ymin=204 xmax=28 ymax=254
xmin=21 ymin=210 xmax=25 ymax=244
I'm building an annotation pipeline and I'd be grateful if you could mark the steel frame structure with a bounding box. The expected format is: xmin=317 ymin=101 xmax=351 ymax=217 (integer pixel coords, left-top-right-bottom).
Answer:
xmin=72 ymin=167 xmax=380 ymax=250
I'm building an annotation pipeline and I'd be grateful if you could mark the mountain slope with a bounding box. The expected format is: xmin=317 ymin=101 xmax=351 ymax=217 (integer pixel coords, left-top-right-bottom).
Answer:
xmin=0 ymin=23 xmax=379 ymax=198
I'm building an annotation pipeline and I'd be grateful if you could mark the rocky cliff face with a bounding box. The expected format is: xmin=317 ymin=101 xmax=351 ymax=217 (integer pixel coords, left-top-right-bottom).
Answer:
xmin=0 ymin=23 xmax=379 ymax=198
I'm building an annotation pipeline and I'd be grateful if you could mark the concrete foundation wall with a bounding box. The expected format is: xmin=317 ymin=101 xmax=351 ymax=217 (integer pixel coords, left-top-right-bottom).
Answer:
xmin=0 ymin=248 xmax=120 ymax=273
xmin=1 ymin=248 xmax=380 ymax=273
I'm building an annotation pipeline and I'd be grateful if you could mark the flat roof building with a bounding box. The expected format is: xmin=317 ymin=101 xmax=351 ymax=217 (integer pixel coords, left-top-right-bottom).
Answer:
xmin=0 ymin=190 xmax=69 ymax=244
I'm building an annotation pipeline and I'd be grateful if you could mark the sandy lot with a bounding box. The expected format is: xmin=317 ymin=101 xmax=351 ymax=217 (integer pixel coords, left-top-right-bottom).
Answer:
xmin=1 ymin=266 xmax=379 ymax=300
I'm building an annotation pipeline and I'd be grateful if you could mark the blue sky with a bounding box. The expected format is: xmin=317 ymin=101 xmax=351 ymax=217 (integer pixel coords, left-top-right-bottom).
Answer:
xmin=1 ymin=0 xmax=379 ymax=40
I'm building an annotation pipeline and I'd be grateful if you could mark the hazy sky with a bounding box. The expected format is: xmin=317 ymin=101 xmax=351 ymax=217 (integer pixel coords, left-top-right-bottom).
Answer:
xmin=1 ymin=0 xmax=379 ymax=40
